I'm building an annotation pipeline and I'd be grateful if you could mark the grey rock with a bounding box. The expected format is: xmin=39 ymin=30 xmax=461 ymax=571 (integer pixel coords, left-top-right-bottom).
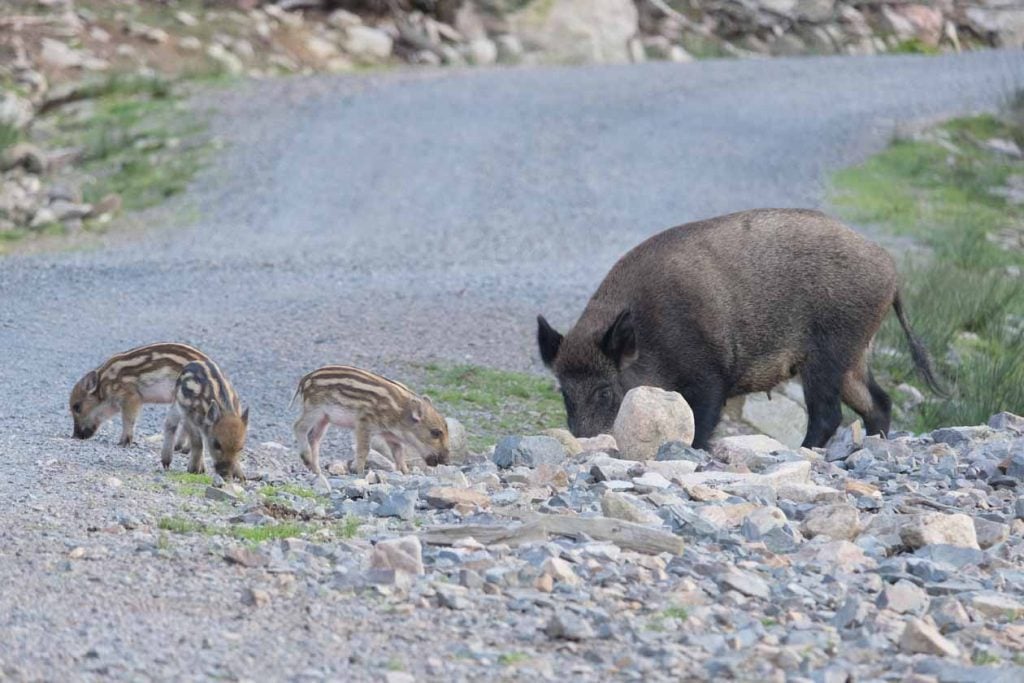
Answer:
xmin=445 ymin=417 xmax=470 ymax=462
xmin=545 ymin=611 xmax=594 ymax=641
xmin=717 ymin=568 xmax=771 ymax=599
xmin=877 ymin=579 xmax=930 ymax=615
xmin=913 ymin=544 xmax=984 ymax=569
xmin=833 ymin=595 xmax=871 ymax=629
xmin=204 ymin=485 xmax=239 ymax=502
xmin=374 ymin=489 xmax=418 ymax=520
xmin=928 ymin=597 xmax=970 ymax=633
xmin=900 ymin=618 xmax=960 ymax=657
xmin=656 ymin=440 xmax=709 ymax=464
xmin=989 ymin=412 xmax=1024 ymax=433
xmin=492 ymin=435 xmax=565 ymax=469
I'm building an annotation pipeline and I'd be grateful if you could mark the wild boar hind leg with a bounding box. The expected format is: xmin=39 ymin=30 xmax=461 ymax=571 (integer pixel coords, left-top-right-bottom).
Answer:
xmin=293 ymin=409 xmax=325 ymax=475
xmin=160 ymin=406 xmax=182 ymax=469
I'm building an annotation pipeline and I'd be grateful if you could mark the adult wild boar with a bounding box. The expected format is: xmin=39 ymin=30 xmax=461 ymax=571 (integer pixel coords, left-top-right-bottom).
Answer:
xmin=537 ymin=209 xmax=943 ymax=451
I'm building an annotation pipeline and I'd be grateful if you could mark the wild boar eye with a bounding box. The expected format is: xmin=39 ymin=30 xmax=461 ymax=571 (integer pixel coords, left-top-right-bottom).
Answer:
xmin=592 ymin=386 xmax=614 ymax=404
xmin=429 ymin=429 xmax=443 ymax=439
xmin=72 ymin=403 xmax=81 ymax=414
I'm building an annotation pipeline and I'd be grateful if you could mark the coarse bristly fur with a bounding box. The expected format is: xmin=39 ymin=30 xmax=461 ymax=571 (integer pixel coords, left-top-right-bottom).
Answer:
xmin=69 ymin=342 xmax=210 ymax=446
xmin=537 ymin=208 xmax=944 ymax=451
xmin=161 ymin=359 xmax=249 ymax=481
xmin=291 ymin=365 xmax=450 ymax=476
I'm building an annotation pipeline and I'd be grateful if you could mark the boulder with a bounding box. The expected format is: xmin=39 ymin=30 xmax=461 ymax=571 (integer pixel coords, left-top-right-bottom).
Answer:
xmin=446 ymin=417 xmax=470 ymax=462
xmin=492 ymin=435 xmax=565 ymax=468
xmin=342 ymin=26 xmax=394 ymax=61
xmin=509 ymin=0 xmax=638 ymax=64
xmin=370 ymin=535 xmax=424 ymax=576
xmin=801 ymin=504 xmax=860 ymax=541
xmin=899 ymin=513 xmax=980 ymax=550
xmin=612 ymin=386 xmax=695 ymax=461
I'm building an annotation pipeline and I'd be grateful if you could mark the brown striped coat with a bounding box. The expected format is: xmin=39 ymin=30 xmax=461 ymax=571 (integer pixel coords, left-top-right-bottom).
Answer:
xmin=291 ymin=365 xmax=449 ymax=475
xmin=161 ymin=359 xmax=248 ymax=480
xmin=69 ymin=342 xmax=209 ymax=446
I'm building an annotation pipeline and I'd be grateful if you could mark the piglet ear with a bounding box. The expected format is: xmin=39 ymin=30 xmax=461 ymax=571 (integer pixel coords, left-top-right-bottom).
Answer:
xmin=241 ymin=407 xmax=250 ymax=426
xmin=421 ymin=394 xmax=434 ymax=407
xmin=600 ymin=308 xmax=638 ymax=369
xmin=83 ymin=370 xmax=99 ymax=394
xmin=537 ymin=315 xmax=563 ymax=367
xmin=408 ymin=397 xmax=424 ymax=423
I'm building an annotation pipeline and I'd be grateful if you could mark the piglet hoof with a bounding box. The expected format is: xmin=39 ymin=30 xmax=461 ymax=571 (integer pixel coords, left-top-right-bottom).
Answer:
xmin=118 ymin=435 xmax=133 ymax=447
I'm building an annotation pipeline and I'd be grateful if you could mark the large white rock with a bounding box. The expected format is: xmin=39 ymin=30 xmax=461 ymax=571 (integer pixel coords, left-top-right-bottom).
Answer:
xmin=739 ymin=391 xmax=807 ymax=449
xmin=899 ymin=513 xmax=980 ymax=550
xmin=612 ymin=386 xmax=695 ymax=461
xmin=0 ymin=92 xmax=33 ymax=131
xmin=342 ymin=26 xmax=394 ymax=61
xmin=801 ymin=504 xmax=861 ymax=541
xmin=508 ymin=0 xmax=638 ymax=64
xmin=369 ymin=535 xmax=423 ymax=576
xmin=713 ymin=434 xmax=789 ymax=466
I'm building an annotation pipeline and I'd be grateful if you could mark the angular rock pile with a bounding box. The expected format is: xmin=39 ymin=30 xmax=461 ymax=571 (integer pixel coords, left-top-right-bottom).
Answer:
xmin=154 ymin=396 xmax=1024 ymax=679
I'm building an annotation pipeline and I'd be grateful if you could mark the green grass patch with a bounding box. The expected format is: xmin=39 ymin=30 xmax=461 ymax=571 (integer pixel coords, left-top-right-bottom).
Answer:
xmin=164 ymin=471 xmax=213 ymax=497
xmin=158 ymin=516 xmax=207 ymax=534
xmin=418 ymin=363 xmax=565 ymax=452
xmin=0 ymin=121 xmax=21 ymax=155
xmin=261 ymin=484 xmax=319 ymax=500
xmin=891 ymin=38 xmax=940 ymax=55
xmin=229 ymin=522 xmax=308 ymax=543
xmin=832 ymin=107 xmax=1024 ymax=430
xmin=973 ymin=651 xmax=1002 ymax=666
xmin=497 ymin=652 xmax=531 ymax=666
xmin=662 ymin=606 xmax=689 ymax=621
xmin=48 ymin=73 xmax=209 ymax=213
xmin=335 ymin=516 xmax=361 ymax=539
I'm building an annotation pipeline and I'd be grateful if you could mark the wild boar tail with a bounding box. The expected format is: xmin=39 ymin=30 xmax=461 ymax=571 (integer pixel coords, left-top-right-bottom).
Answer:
xmin=287 ymin=384 xmax=301 ymax=411
xmin=892 ymin=292 xmax=948 ymax=398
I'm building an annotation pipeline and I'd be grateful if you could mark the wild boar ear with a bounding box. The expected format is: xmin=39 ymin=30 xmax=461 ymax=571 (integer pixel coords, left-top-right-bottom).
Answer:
xmin=408 ymin=397 xmax=424 ymax=423
xmin=537 ymin=315 xmax=563 ymax=367
xmin=241 ymin=407 xmax=250 ymax=426
xmin=600 ymin=308 xmax=638 ymax=369
xmin=83 ymin=370 xmax=99 ymax=395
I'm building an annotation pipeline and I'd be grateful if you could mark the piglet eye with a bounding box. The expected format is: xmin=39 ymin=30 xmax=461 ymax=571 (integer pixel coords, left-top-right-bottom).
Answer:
xmin=430 ymin=429 xmax=442 ymax=438
xmin=72 ymin=403 xmax=81 ymax=414
xmin=212 ymin=439 xmax=222 ymax=450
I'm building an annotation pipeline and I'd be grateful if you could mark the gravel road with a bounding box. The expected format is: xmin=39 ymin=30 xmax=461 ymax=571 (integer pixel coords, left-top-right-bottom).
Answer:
xmin=1 ymin=51 xmax=1023 ymax=681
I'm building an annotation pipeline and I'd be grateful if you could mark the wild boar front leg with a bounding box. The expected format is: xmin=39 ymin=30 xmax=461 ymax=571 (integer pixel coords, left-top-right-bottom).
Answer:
xmin=391 ymin=442 xmax=409 ymax=475
xmin=352 ymin=419 xmax=371 ymax=476
xmin=119 ymin=394 xmax=143 ymax=446
xmin=160 ymin=407 xmax=181 ymax=469
xmin=187 ymin=424 xmax=206 ymax=474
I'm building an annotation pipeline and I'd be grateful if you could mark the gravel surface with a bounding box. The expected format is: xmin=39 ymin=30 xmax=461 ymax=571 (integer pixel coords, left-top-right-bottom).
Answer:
xmin=1 ymin=51 xmax=1023 ymax=681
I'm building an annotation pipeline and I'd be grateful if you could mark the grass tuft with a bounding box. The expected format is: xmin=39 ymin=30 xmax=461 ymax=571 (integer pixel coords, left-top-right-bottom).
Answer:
xmin=158 ymin=516 xmax=207 ymax=534
xmin=832 ymin=100 xmax=1024 ymax=431
xmin=229 ymin=523 xmax=307 ymax=543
